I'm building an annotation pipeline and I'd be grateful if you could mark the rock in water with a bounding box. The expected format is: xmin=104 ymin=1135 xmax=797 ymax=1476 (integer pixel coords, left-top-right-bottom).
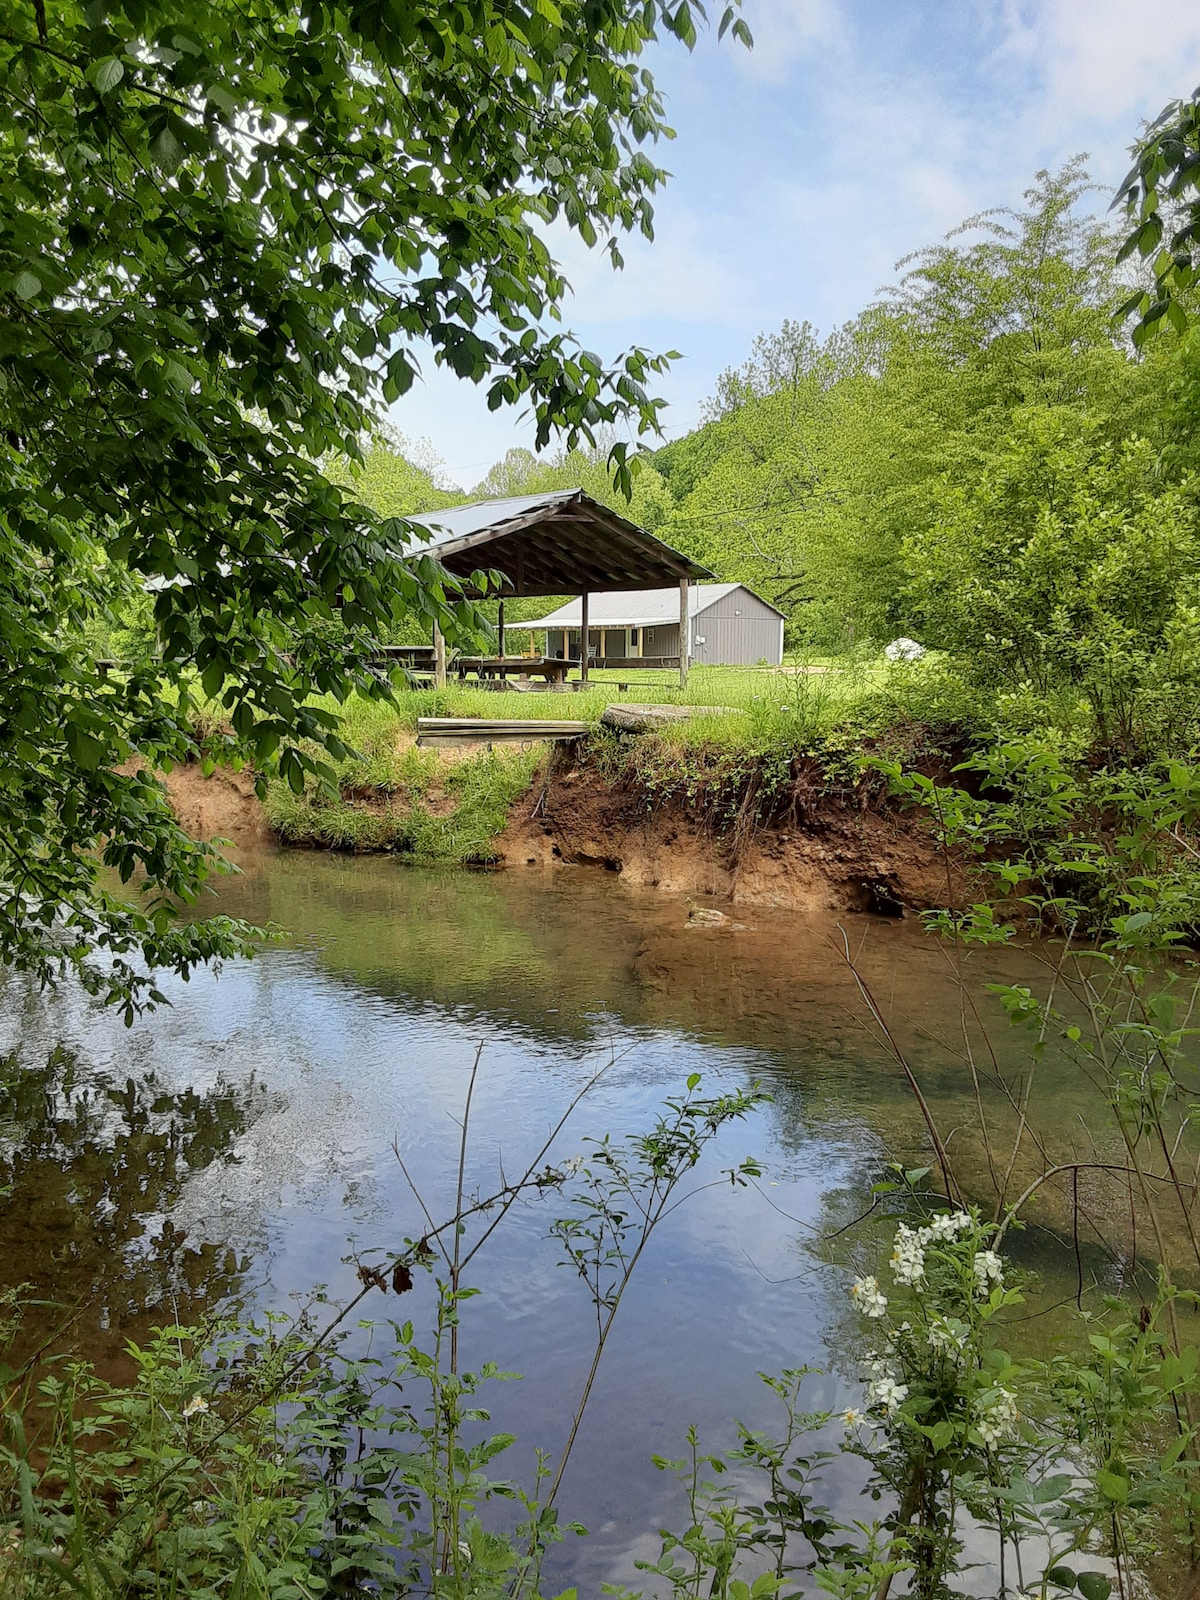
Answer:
xmin=686 ymin=906 xmax=746 ymax=930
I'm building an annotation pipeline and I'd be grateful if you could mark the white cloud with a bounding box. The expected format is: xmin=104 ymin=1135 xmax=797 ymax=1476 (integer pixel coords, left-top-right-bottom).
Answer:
xmin=549 ymin=208 xmax=744 ymax=326
xmin=998 ymin=0 xmax=1200 ymax=150
xmin=386 ymin=1 xmax=1200 ymax=487
xmin=734 ymin=0 xmax=845 ymax=82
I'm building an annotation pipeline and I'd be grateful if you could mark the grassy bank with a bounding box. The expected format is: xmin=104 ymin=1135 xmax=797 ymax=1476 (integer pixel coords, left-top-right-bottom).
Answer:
xmin=257 ymin=657 xmax=990 ymax=861
xmin=254 ymin=649 xmax=1200 ymax=952
xmin=265 ymin=738 xmax=541 ymax=859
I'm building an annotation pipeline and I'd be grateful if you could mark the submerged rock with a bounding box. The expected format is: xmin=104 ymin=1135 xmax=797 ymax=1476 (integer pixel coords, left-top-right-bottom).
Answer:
xmin=686 ymin=906 xmax=746 ymax=930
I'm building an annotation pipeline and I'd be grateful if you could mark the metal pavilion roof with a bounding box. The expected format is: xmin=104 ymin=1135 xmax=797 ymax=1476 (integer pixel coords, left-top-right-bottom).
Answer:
xmin=521 ymin=582 xmax=760 ymax=631
xmin=398 ymin=488 xmax=713 ymax=598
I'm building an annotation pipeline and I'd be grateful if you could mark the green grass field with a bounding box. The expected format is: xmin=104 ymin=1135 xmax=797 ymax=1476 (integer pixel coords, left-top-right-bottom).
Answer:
xmin=258 ymin=653 xmax=961 ymax=860
xmin=372 ymin=656 xmax=890 ymax=742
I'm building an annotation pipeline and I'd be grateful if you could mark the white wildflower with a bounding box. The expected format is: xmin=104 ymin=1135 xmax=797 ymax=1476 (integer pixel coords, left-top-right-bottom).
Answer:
xmin=850 ymin=1276 xmax=888 ymax=1318
xmin=865 ymin=1375 xmax=909 ymax=1415
xmin=975 ymin=1387 xmax=1018 ymax=1447
xmin=973 ymin=1249 xmax=1004 ymax=1294
xmin=560 ymin=1155 xmax=586 ymax=1175
xmin=890 ymin=1225 xmax=926 ymax=1286
xmin=181 ymin=1395 xmax=209 ymax=1419
xmin=841 ymin=1407 xmax=866 ymax=1432
xmin=921 ymin=1211 xmax=973 ymax=1243
xmin=883 ymin=1320 xmax=913 ymax=1353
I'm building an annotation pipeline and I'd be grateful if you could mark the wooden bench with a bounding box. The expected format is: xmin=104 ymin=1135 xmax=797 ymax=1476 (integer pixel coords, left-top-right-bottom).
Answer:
xmin=589 ymin=656 xmax=681 ymax=671
xmin=416 ymin=717 xmax=589 ymax=748
xmin=370 ymin=644 xmax=437 ymax=670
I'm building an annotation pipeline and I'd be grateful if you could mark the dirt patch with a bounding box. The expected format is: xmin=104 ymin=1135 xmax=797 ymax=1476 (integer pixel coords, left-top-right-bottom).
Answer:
xmin=497 ymin=748 xmax=960 ymax=915
xmin=149 ymin=762 xmax=272 ymax=846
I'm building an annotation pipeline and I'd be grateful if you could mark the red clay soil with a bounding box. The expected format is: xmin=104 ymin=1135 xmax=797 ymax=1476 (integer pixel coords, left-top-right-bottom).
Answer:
xmin=149 ymin=749 xmax=961 ymax=915
xmin=151 ymin=762 xmax=274 ymax=844
xmin=496 ymin=752 xmax=961 ymax=915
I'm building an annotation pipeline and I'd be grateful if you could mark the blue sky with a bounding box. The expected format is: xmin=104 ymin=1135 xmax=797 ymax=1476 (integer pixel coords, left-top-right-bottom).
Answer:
xmin=388 ymin=0 xmax=1200 ymax=490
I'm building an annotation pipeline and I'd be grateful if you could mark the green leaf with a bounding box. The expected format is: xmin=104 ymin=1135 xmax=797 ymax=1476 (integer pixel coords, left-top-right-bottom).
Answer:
xmin=1096 ymin=1469 xmax=1129 ymax=1505
xmin=1045 ymin=1567 xmax=1076 ymax=1589
xmin=64 ymin=724 xmax=107 ymax=770
xmin=150 ymin=122 xmax=185 ymax=170
xmin=1076 ymin=1574 xmax=1112 ymax=1600
xmin=88 ymin=56 xmax=125 ymax=93
xmin=927 ymin=1419 xmax=954 ymax=1453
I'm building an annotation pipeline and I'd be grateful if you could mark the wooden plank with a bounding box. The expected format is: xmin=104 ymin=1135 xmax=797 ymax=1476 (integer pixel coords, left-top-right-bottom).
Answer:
xmin=416 ymin=716 xmax=589 ymax=748
xmin=418 ymin=719 xmax=589 ymax=733
xmin=420 ymin=497 xmax=585 ymax=562
xmin=517 ymin=526 xmax=631 ymax=591
xmin=679 ymin=577 xmax=689 ymax=690
xmin=452 ymin=656 xmax=576 ymax=682
xmin=581 ymin=656 xmax=680 ymax=670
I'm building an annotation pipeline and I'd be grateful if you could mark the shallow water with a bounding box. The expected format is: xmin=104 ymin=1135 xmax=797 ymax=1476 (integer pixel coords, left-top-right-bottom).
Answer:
xmin=0 ymin=849 xmax=1140 ymax=1588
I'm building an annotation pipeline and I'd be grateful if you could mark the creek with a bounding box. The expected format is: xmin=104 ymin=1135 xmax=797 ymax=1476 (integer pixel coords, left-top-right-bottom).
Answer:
xmin=0 ymin=848 xmax=1133 ymax=1590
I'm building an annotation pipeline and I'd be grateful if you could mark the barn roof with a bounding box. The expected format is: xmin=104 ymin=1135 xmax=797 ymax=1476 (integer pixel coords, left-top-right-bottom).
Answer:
xmin=522 ymin=582 xmax=761 ymax=630
xmin=399 ymin=489 xmax=712 ymax=598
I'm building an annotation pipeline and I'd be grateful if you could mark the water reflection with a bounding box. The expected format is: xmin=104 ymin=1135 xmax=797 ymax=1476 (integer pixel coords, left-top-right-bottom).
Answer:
xmin=0 ymin=848 xmax=1138 ymax=1589
xmin=0 ymin=1042 xmax=274 ymax=1374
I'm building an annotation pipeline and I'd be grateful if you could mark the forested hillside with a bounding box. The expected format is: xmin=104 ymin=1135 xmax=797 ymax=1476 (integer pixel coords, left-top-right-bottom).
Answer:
xmin=648 ymin=161 xmax=1197 ymax=666
xmin=352 ymin=158 xmax=1200 ymax=752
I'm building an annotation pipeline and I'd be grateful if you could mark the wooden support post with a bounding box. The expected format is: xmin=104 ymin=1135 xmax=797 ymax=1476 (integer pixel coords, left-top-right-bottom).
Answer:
xmin=679 ymin=577 xmax=690 ymax=690
xmin=580 ymin=589 xmax=589 ymax=685
xmin=433 ymin=624 xmax=447 ymax=689
xmin=497 ymin=598 xmax=506 ymax=660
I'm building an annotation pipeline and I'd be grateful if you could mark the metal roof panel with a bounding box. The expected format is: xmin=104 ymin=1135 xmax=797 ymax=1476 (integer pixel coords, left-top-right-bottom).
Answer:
xmin=522 ymin=583 xmax=755 ymax=629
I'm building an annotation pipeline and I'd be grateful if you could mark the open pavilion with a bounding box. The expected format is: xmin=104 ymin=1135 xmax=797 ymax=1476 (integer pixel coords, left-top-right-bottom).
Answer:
xmin=402 ymin=488 xmax=713 ymax=688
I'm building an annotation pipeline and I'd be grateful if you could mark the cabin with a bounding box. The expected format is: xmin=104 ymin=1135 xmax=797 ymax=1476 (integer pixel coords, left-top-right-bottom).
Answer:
xmin=523 ymin=583 xmax=785 ymax=669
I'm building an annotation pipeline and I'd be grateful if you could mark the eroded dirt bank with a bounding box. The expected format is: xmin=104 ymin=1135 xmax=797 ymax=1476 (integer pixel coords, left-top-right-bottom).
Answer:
xmin=155 ymin=744 xmax=959 ymax=916
xmin=154 ymin=762 xmax=274 ymax=845
xmin=495 ymin=745 xmax=958 ymax=914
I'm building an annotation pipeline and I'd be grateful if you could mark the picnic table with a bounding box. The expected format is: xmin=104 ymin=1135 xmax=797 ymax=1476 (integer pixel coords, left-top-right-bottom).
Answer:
xmin=370 ymin=644 xmax=438 ymax=669
xmin=453 ymin=655 xmax=577 ymax=689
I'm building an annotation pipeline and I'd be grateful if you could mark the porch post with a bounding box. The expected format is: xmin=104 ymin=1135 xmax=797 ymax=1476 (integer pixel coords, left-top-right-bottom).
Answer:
xmin=579 ymin=589 xmax=589 ymax=684
xmin=679 ymin=577 xmax=689 ymax=690
xmin=433 ymin=623 xmax=447 ymax=689
xmin=497 ymin=598 xmax=506 ymax=659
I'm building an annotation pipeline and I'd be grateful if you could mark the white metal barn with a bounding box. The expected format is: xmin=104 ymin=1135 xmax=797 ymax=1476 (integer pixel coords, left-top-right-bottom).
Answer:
xmin=525 ymin=582 xmax=785 ymax=669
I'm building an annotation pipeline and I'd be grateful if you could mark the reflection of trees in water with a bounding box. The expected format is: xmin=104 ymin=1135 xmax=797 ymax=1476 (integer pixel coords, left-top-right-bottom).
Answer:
xmin=0 ymin=1044 xmax=277 ymax=1370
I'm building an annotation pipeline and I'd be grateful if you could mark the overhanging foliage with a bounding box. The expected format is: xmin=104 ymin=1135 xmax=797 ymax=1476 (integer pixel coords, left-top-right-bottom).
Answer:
xmin=0 ymin=0 xmax=748 ymax=1012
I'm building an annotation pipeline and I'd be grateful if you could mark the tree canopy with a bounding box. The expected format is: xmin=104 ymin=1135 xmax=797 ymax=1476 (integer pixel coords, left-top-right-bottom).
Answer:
xmin=1116 ymin=85 xmax=1200 ymax=341
xmin=0 ymin=0 xmax=748 ymax=1012
xmin=642 ymin=163 xmax=1182 ymax=669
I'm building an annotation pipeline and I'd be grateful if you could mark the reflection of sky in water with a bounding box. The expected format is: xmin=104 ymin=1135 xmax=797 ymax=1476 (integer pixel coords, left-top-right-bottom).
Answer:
xmin=0 ymin=852 xmax=1103 ymax=1589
